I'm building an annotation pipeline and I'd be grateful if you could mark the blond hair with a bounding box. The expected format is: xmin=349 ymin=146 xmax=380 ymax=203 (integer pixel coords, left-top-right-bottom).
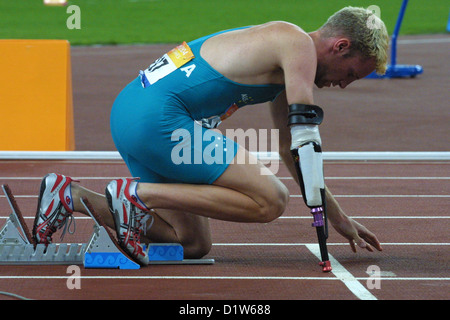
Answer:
xmin=320 ymin=6 xmax=389 ymax=75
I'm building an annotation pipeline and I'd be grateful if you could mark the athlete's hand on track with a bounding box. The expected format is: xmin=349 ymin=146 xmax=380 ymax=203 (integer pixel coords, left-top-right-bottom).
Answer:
xmin=331 ymin=215 xmax=383 ymax=253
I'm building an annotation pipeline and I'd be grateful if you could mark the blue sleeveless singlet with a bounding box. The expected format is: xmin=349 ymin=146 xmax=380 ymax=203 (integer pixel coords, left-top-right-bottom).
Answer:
xmin=179 ymin=28 xmax=285 ymax=127
xmin=110 ymin=27 xmax=285 ymax=184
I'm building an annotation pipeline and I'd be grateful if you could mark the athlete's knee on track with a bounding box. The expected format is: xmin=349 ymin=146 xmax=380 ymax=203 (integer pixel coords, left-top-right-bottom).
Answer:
xmin=256 ymin=182 xmax=289 ymax=223
xmin=182 ymin=237 xmax=212 ymax=259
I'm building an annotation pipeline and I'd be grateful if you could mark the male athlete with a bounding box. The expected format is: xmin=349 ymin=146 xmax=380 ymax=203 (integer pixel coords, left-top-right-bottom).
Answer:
xmin=33 ymin=7 xmax=388 ymax=266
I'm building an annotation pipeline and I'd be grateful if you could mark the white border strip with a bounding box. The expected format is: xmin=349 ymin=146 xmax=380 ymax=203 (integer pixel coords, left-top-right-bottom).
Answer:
xmin=397 ymin=38 xmax=450 ymax=45
xmin=0 ymin=151 xmax=449 ymax=161
xmin=0 ymin=151 xmax=123 ymax=160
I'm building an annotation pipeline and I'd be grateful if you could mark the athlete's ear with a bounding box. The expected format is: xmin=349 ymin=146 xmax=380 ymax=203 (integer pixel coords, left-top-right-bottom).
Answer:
xmin=332 ymin=38 xmax=351 ymax=56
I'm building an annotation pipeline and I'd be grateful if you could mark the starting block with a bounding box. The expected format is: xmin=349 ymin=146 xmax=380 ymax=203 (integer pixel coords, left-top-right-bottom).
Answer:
xmin=0 ymin=185 xmax=214 ymax=268
xmin=0 ymin=185 xmax=86 ymax=265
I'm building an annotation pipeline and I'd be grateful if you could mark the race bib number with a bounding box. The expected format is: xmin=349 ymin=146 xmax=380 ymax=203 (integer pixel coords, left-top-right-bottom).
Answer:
xmin=140 ymin=41 xmax=195 ymax=87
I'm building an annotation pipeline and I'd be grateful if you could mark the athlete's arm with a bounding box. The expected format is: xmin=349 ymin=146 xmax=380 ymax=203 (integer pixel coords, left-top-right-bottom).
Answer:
xmin=268 ymin=23 xmax=317 ymax=176
xmin=272 ymin=23 xmax=316 ymax=106
xmin=270 ymin=26 xmax=382 ymax=252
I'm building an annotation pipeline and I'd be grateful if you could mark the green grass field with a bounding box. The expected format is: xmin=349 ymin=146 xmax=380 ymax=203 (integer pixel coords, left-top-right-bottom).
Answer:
xmin=0 ymin=0 xmax=448 ymax=45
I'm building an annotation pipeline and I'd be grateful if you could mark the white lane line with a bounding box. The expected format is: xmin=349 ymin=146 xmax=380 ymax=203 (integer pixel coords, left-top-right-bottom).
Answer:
xmin=0 ymin=276 xmax=339 ymax=280
xmin=1 ymin=216 xmax=449 ymax=220
xmin=280 ymin=177 xmax=450 ymax=180
xmin=2 ymin=194 xmax=448 ymax=199
xmin=306 ymin=244 xmax=377 ymax=300
xmin=0 ymin=275 xmax=448 ymax=280
xmin=278 ymin=216 xmax=450 ymax=219
xmin=289 ymin=195 xmax=450 ymax=198
xmin=212 ymin=243 xmax=450 ymax=246
xmin=1 ymin=176 xmax=449 ymax=180
xmin=0 ymin=151 xmax=449 ymax=160
xmin=2 ymin=216 xmax=449 ymax=221
xmin=0 ymin=177 xmax=124 ymax=180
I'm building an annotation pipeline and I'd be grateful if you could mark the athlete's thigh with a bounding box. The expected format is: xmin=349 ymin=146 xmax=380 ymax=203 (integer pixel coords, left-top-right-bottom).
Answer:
xmin=213 ymin=147 xmax=288 ymax=205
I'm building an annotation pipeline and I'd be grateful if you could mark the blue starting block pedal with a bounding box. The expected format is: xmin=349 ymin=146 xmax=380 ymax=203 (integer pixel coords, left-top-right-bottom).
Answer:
xmin=149 ymin=247 xmax=215 ymax=264
xmin=146 ymin=244 xmax=214 ymax=264
xmin=83 ymin=222 xmax=140 ymax=270
xmin=146 ymin=243 xmax=215 ymax=265
xmin=147 ymin=243 xmax=184 ymax=261
xmin=84 ymin=252 xmax=140 ymax=269
xmin=67 ymin=198 xmax=142 ymax=269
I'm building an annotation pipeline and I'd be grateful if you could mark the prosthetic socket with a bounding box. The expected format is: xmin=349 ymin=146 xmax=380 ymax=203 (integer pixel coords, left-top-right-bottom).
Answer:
xmin=288 ymin=104 xmax=325 ymax=208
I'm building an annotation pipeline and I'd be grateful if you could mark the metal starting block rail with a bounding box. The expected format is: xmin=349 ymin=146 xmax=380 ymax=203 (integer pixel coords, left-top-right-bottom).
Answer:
xmin=0 ymin=185 xmax=214 ymax=269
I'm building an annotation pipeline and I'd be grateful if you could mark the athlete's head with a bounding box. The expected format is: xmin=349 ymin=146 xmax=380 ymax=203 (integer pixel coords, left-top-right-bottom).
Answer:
xmin=314 ymin=6 xmax=389 ymax=88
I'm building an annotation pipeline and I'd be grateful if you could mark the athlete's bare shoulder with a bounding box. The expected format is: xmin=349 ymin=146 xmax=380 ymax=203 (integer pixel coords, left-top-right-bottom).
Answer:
xmin=257 ymin=21 xmax=313 ymax=44
xmin=265 ymin=22 xmax=317 ymax=105
xmin=200 ymin=21 xmax=314 ymax=85
xmin=261 ymin=21 xmax=315 ymax=59
xmin=234 ymin=21 xmax=317 ymax=74
xmin=256 ymin=21 xmax=305 ymax=34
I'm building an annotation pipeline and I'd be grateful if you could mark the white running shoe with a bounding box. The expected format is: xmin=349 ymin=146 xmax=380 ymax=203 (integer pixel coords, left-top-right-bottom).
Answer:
xmin=105 ymin=178 xmax=152 ymax=266
xmin=32 ymin=173 xmax=77 ymax=245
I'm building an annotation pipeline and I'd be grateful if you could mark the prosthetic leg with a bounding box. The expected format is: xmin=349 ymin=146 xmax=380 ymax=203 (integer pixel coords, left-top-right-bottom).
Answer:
xmin=288 ymin=104 xmax=331 ymax=272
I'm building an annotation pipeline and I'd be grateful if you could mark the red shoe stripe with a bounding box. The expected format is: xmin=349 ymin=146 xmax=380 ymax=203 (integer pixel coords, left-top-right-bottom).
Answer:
xmin=124 ymin=178 xmax=133 ymax=202
xmin=124 ymin=178 xmax=147 ymax=211
xmin=51 ymin=174 xmax=63 ymax=193
xmin=116 ymin=179 xmax=124 ymax=199
xmin=45 ymin=200 xmax=55 ymax=217
xmin=35 ymin=221 xmax=47 ymax=234
xmin=59 ymin=177 xmax=73 ymax=212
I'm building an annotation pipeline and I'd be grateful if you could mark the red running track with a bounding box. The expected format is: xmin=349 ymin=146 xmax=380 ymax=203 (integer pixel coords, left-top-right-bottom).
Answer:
xmin=0 ymin=159 xmax=448 ymax=300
